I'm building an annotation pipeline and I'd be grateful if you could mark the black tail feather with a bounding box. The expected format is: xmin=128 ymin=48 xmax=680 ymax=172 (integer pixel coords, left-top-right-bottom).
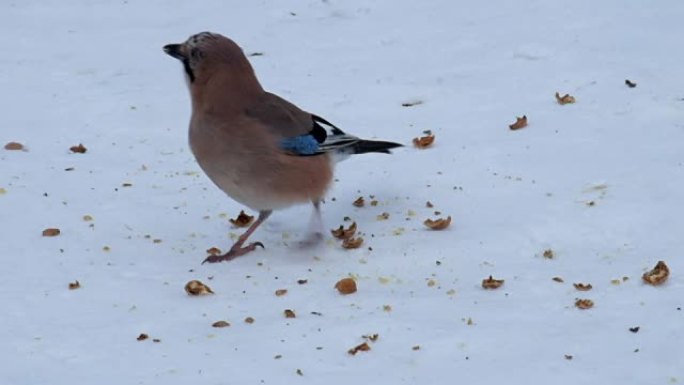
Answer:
xmin=353 ymin=139 xmax=403 ymax=155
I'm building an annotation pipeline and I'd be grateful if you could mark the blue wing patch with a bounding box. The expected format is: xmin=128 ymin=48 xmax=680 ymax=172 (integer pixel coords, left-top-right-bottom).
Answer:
xmin=280 ymin=135 xmax=320 ymax=155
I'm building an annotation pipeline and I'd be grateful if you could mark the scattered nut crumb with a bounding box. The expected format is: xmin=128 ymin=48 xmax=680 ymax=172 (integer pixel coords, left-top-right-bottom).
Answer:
xmin=42 ymin=228 xmax=61 ymax=237
xmin=575 ymin=299 xmax=594 ymax=309
xmin=509 ymin=115 xmax=528 ymax=130
xmin=482 ymin=275 xmax=504 ymax=289
xmin=184 ymin=280 xmax=214 ymax=296
xmin=383 ymin=305 xmax=392 ymax=312
xmin=543 ymin=249 xmax=555 ymax=259
xmin=348 ymin=342 xmax=371 ymax=355
xmin=69 ymin=143 xmax=87 ymax=153
xmin=353 ymin=197 xmax=365 ymax=207
xmin=426 ymin=201 xmax=434 ymax=208
xmin=573 ymin=283 xmax=593 ymax=291
xmin=82 ymin=215 xmax=93 ymax=221
xmin=229 ymin=210 xmax=254 ymax=227
xmin=331 ymin=222 xmax=357 ymax=240
xmin=362 ymin=334 xmax=379 ymax=342
xmin=413 ymin=134 xmax=435 ymax=149
xmin=244 ymin=317 xmax=255 ymax=324
xmin=275 ymin=289 xmax=288 ymax=297
xmin=555 ymin=92 xmax=576 ymax=105
xmin=212 ymin=321 xmax=231 ymax=328
xmin=370 ymin=200 xmax=379 ymax=206
xmin=335 ymin=278 xmax=357 ymax=295
xmin=136 ymin=333 xmax=149 ymax=341
xmin=642 ymin=261 xmax=669 ymax=286
xmin=424 ymin=216 xmax=451 ymax=230
xmin=68 ymin=280 xmax=80 ymax=290
xmin=342 ymin=237 xmax=364 ymax=249
xmin=552 ymin=277 xmax=564 ymax=283
xmin=625 ymin=79 xmax=637 ymax=88
xmin=376 ymin=212 xmax=390 ymax=220
xmin=284 ymin=309 xmax=296 ymax=318
xmin=206 ymin=247 xmax=221 ymax=256
xmin=4 ymin=142 xmax=24 ymax=150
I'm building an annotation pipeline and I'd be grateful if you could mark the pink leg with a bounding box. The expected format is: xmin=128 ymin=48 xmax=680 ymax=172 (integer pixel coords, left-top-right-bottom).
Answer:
xmin=203 ymin=210 xmax=273 ymax=264
xmin=298 ymin=200 xmax=325 ymax=248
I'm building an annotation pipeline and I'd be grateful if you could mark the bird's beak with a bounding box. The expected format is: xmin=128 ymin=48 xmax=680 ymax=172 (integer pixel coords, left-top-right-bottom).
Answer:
xmin=163 ymin=44 xmax=186 ymax=60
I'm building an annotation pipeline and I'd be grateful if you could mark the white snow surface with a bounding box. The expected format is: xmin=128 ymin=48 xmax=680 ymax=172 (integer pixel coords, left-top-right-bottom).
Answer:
xmin=2 ymin=1 xmax=683 ymax=384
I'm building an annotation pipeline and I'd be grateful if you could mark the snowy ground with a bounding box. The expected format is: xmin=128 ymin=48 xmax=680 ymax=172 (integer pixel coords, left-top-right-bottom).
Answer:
xmin=2 ymin=1 xmax=683 ymax=384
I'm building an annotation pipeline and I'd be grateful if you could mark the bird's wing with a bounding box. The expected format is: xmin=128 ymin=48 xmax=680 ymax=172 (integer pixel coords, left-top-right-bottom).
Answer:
xmin=246 ymin=92 xmax=358 ymax=156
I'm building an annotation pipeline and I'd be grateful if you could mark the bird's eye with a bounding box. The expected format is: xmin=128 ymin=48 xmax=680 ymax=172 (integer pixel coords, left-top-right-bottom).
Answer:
xmin=190 ymin=48 xmax=203 ymax=60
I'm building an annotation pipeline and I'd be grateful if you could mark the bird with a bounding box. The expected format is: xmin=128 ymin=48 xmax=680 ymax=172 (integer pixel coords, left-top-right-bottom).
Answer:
xmin=163 ymin=32 xmax=402 ymax=263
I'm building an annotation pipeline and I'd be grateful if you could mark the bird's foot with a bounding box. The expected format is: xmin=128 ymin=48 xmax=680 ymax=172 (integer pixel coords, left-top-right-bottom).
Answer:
xmin=202 ymin=241 xmax=264 ymax=264
xmin=297 ymin=232 xmax=324 ymax=249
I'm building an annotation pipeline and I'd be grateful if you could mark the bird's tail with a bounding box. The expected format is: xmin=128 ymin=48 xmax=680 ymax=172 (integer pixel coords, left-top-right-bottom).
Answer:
xmin=351 ymin=139 xmax=403 ymax=155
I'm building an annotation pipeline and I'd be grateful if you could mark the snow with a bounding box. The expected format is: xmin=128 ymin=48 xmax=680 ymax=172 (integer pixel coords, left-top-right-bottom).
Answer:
xmin=2 ymin=1 xmax=683 ymax=384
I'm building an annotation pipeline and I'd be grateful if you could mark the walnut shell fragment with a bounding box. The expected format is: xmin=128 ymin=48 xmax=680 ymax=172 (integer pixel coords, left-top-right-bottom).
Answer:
xmin=335 ymin=278 xmax=357 ymax=295
xmin=509 ymin=115 xmax=528 ymax=130
xmin=413 ymin=134 xmax=435 ymax=149
xmin=229 ymin=210 xmax=254 ymax=227
xmin=206 ymin=247 xmax=222 ymax=256
xmin=184 ymin=280 xmax=214 ymax=296
xmin=575 ymin=299 xmax=594 ymax=309
xmin=4 ymin=142 xmax=24 ymax=150
xmin=348 ymin=342 xmax=371 ymax=355
xmin=555 ymin=92 xmax=576 ymax=105
xmin=42 ymin=228 xmax=61 ymax=237
xmin=284 ymin=309 xmax=296 ymax=318
xmin=69 ymin=143 xmax=87 ymax=153
xmin=342 ymin=237 xmax=364 ymax=249
xmin=68 ymin=280 xmax=81 ymax=290
xmin=137 ymin=333 xmax=149 ymax=341
xmin=424 ymin=216 xmax=451 ymax=230
xmin=482 ymin=275 xmax=504 ymax=289
xmin=573 ymin=283 xmax=593 ymax=291
xmin=331 ymin=222 xmax=357 ymax=240
xmin=353 ymin=197 xmax=365 ymax=207
xmin=275 ymin=289 xmax=288 ymax=297
xmin=212 ymin=321 xmax=231 ymax=328
xmin=642 ymin=261 xmax=669 ymax=286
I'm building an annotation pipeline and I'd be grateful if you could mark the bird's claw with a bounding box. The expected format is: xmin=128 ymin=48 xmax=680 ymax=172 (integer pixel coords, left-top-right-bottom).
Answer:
xmin=201 ymin=242 xmax=265 ymax=264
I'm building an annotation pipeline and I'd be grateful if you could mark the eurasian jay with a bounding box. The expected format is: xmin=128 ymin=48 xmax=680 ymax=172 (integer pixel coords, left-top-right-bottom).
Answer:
xmin=163 ymin=32 xmax=401 ymax=263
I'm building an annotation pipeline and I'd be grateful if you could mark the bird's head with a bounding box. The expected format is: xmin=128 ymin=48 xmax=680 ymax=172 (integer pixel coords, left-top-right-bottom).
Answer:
xmin=164 ymin=32 xmax=261 ymax=96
